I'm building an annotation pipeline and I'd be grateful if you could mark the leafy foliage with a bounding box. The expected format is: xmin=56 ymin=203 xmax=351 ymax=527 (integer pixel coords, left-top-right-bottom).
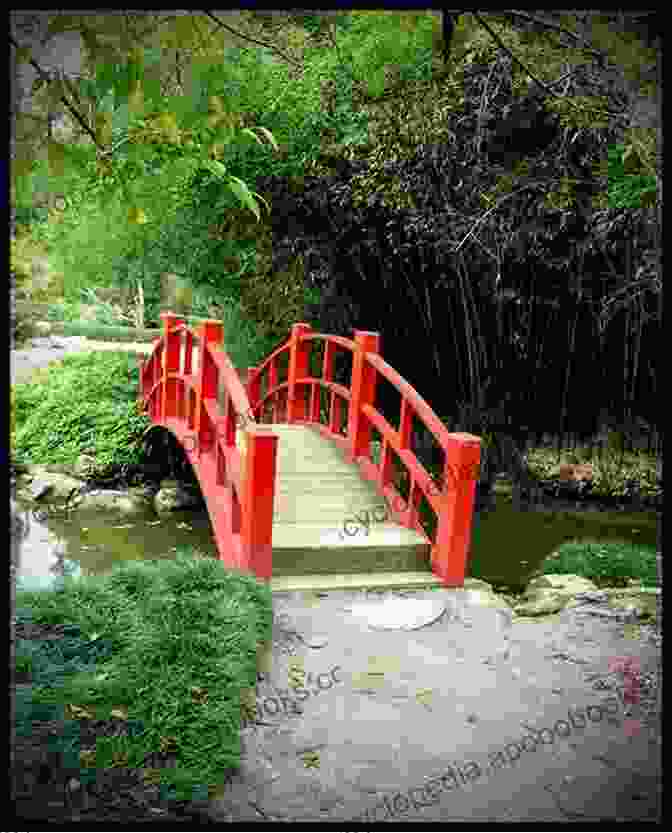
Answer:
xmin=604 ymin=142 xmax=658 ymax=209
xmin=12 ymin=352 xmax=150 ymax=475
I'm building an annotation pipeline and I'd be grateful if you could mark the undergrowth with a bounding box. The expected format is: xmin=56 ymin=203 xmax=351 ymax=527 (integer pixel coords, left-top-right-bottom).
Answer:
xmin=11 ymin=351 xmax=150 ymax=475
xmin=14 ymin=549 xmax=273 ymax=802
xmin=539 ymin=539 xmax=659 ymax=589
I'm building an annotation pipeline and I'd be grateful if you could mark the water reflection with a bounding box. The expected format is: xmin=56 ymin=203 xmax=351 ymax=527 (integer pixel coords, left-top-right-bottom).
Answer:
xmin=470 ymin=488 xmax=659 ymax=590
xmin=10 ymin=496 xmax=219 ymax=593
xmin=10 ymin=489 xmax=659 ymax=595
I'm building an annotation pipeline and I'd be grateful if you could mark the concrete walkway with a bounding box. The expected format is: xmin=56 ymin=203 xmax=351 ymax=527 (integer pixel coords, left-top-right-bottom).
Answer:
xmin=200 ymin=586 xmax=660 ymax=824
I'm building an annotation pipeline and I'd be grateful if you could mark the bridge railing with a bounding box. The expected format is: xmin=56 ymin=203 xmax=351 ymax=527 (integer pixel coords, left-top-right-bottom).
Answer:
xmin=246 ymin=323 xmax=481 ymax=585
xmin=139 ymin=312 xmax=278 ymax=580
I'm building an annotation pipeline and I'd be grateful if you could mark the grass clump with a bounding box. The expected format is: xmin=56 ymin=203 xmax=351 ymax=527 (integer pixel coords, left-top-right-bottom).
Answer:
xmin=14 ymin=548 xmax=273 ymax=801
xmin=11 ymin=351 xmax=150 ymax=475
xmin=539 ymin=539 xmax=659 ymax=589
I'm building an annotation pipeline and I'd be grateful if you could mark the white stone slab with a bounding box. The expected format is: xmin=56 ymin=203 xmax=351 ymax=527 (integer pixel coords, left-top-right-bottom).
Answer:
xmin=347 ymin=596 xmax=447 ymax=630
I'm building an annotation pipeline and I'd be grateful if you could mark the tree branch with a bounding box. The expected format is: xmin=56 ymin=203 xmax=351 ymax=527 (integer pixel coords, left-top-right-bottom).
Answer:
xmin=201 ymin=11 xmax=303 ymax=67
xmin=471 ymin=13 xmax=560 ymax=98
xmin=10 ymin=32 xmax=101 ymax=149
xmin=454 ymin=183 xmax=544 ymax=253
xmin=503 ymin=10 xmax=611 ymax=61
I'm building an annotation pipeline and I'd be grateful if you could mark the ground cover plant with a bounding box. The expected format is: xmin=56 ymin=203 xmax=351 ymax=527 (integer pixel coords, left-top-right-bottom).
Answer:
xmin=11 ymin=351 xmax=149 ymax=478
xmin=13 ymin=548 xmax=273 ymax=804
xmin=538 ymin=539 xmax=658 ymax=589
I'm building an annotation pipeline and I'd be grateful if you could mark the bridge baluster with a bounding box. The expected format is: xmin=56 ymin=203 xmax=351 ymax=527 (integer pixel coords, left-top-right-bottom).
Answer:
xmin=287 ymin=323 xmax=312 ymax=423
xmin=160 ymin=313 xmax=183 ymax=422
xmin=348 ymin=331 xmax=380 ymax=463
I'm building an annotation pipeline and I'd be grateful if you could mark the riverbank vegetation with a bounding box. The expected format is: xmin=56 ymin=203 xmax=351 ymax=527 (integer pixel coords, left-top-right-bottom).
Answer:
xmin=539 ymin=539 xmax=659 ymax=589
xmin=13 ymin=548 xmax=273 ymax=804
xmin=11 ymin=352 xmax=148 ymax=480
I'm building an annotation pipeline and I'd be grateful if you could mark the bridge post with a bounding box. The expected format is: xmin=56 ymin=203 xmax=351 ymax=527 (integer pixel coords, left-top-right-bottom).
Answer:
xmin=241 ymin=427 xmax=278 ymax=580
xmin=287 ymin=323 xmax=312 ymax=423
xmin=196 ymin=319 xmax=224 ymax=456
xmin=348 ymin=331 xmax=380 ymax=463
xmin=160 ymin=312 xmax=184 ymax=422
xmin=433 ymin=433 xmax=481 ymax=585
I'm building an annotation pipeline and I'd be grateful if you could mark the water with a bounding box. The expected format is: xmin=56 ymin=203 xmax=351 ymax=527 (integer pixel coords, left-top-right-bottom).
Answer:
xmin=470 ymin=488 xmax=659 ymax=591
xmin=10 ymin=488 xmax=659 ymax=595
xmin=11 ymin=497 xmax=220 ymax=593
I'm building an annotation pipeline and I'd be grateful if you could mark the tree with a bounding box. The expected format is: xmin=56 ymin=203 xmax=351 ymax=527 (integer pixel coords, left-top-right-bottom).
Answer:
xmin=10 ymin=12 xmax=280 ymax=228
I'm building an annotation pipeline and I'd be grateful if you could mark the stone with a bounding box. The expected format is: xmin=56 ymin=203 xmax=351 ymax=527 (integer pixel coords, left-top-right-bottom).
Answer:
xmin=513 ymin=574 xmax=599 ymax=617
xmin=74 ymin=454 xmax=98 ymax=478
xmin=347 ymin=597 xmax=447 ymax=631
xmin=33 ymin=321 xmax=52 ymax=336
xmin=525 ymin=574 xmax=598 ymax=594
xmin=154 ymin=479 xmax=204 ymax=513
xmin=29 ymin=479 xmax=52 ymax=500
xmin=604 ymin=588 xmax=660 ymax=622
xmin=21 ymin=466 xmax=85 ymax=502
xmin=71 ymin=489 xmax=152 ymax=517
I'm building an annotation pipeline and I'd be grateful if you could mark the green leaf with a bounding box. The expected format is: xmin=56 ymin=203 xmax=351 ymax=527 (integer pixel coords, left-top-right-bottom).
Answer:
xmin=203 ymin=159 xmax=228 ymax=179
xmin=226 ymin=176 xmax=261 ymax=221
xmin=241 ymin=126 xmax=280 ymax=152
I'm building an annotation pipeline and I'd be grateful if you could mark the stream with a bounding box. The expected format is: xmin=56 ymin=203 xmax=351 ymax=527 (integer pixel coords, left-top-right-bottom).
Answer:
xmin=11 ymin=484 xmax=660 ymax=596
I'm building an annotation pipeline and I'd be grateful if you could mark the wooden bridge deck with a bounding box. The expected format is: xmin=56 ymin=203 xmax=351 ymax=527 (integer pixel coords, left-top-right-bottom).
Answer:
xmin=235 ymin=424 xmax=442 ymax=591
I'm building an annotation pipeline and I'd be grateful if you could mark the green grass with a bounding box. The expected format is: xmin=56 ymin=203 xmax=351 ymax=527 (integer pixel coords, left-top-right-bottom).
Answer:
xmin=14 ymin=548 xmax=273 ymax=801
xmin=538 ymin=539 xmax=659 ymax=589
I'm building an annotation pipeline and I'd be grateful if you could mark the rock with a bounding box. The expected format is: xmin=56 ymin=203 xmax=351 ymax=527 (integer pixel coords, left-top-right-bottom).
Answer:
xmin=525 ymin=574 xmax=599 ymax=593
xmin=30 ymin=479 xmax=53 ymax=500
xmin=461 ymin=578 xmax=515 ymax=611
xmin=513 ymin=574 xmax=599 ymax=617
xmin=21 ymin=467 xmax=85 ymax=502
xmin=604 ymin=587 xmax=660 ymax=622
xmin=74 ymin=454 xmax=98 ymax=478
xmin=573 ymin=590 xmax=610 ymax=604
xmin=154 ymin=479 xmax=204 ymax=513
xmin=33 ymin=321 xmax=52 ymax=336
xmin=71 ymin=489 xmax=152 ymax=517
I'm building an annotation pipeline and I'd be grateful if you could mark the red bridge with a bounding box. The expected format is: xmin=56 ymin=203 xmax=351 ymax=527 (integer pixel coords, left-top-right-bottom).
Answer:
xmin=138 ymin=312 xmax=481 ymax=591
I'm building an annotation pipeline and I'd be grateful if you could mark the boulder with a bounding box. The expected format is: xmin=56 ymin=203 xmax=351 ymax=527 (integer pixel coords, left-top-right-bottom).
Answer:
xmin=513 ymin=573 xmax=599 ymax=617
xmin=18 ymin=466 xmax=85 ymax=502
xmin=70 ymin=489 xmax=152 ymax=517
xmin=154 ymin=479 xmax=204 ymax=514
xmin=74 ymin=454 xmax=98 ymax=479
xmin=604 ymin=585 xmax=661 ymax=622
xmin=461 ymin=577 xmax=512 ymax=610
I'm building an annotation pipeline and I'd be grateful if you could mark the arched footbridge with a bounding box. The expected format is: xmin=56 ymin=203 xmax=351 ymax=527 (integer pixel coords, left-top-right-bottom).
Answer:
xmin=138 ymin=313 xmax=481 ymax=591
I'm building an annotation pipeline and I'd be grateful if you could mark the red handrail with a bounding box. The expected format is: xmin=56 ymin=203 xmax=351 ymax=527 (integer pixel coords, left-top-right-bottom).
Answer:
xmin=139 ymin=314 xmax=481 ymax=586
xmin=245 ymin=323 xmax=482 ymax=585
xmin=139 ymin=313 xmax=277 ymax=579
